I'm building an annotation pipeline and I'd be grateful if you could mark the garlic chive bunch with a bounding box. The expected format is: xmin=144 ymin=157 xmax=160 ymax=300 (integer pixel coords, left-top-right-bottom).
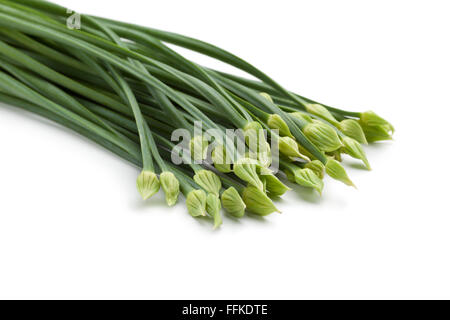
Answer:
xmin=0 ymin=0 xmax=393 ymax=228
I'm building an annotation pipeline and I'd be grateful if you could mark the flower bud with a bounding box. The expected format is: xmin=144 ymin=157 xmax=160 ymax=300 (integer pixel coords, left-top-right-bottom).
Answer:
xmin=243 ymin=121 xmax=263 ymax=146
xmin=359 ymin=122 xmax=392 ymax=143
xmin=359 ymin=111 xmax=394 ymax=142
xmin=325 ymin=158 xmax=356 ymax=188
xmin=278 ymin=136 xmax=310 ymax=161
xmin=206 ymin=194 xmax=222 ymax=229
xmin=262 ymin=174 xmax=291 ymax=198
xmin=242 ymin=186 xmax=280 ymax=216
xmin=259 ymin=165 xmax=274 ymax=176
xmin=297 ymin=144 xmax=316 ymax=160
xmin=290 ymin=112 xmax=313 ymax=124
xmin=160 ymin=171 xmax=180 ymax=206
xmin=258 ymin=142 xmax=272 ymax=168
xmin=260 ymin=92 xmax=274 ymax=103
xmin=136 ymin=170 xmax=160 ymax=200
xmin=186 ymin=189 xmax=207 ymax=217
xmin=284 ymin=169 xmax=296 ymax=183
xmin=267 ymin=114 xmax=292 ymax=137
xmin=360 ymin=111 xmax=394 ymax=133
xmin=193 ymin=170 xmax=222 ymax=196
xmin=328 ymin=150 xmax=342 ymax=162
xmin=305 ymin=160 xmax=325 ymax=179
xmin=221 ymin=187 xmax=246 ymax=218
xmin=233 ymin=157 xmax=264 ymax=191
xmin=244 ymin=122 xmax=271 ymax=167
xmin=190 ymin=135 xmax=209 ymax=162
xmin=305 ymin=103 xmax=338 ymax=124
xmin=212 ymin=145 xmax=232 ymax=173
xmin=303 ymin=120 xmax=343 ymax=152
xmin=293 ymin=168 xmax=324 ymax=195
xmin=342 ymin=137 xmax=371 ymax=170
xmin=338 ymin=119 xmax=368 ymax=145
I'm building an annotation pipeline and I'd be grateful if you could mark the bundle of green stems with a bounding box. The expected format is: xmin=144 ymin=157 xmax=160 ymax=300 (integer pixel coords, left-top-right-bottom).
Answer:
xmin=0 ymin=0 xmax=394 ymax=228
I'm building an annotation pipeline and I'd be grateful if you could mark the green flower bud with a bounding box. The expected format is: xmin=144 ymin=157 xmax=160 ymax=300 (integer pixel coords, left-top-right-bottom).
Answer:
xmin=342 ymin=137 xmax=371 ymax=170
xmin=244 ymin=121 xmax=266 ymax=152
xmin=242 ymin=186 xmax=280 ymax=216
xmin=260 ymin=92 xmax=274 ymax=103
xmin=244 ymin=121 xmax=264 ymax=132
xmin=258 ymin=142 xmax=272 ymax=168
xmin=326 ymin=158 xmax=356 ymax=188
xmin=234 ymin=158 xmax=264 ymax=190
xmin=303 ymin=120 xmax=343 ymax=152
xmin=262 ymin=174 xmax=291 ymax=197
xmin=212 ymin=145 xmax=232 ymax=173
xmin=358 ymin=111 xmax=394 ymax=143
xmin=186 ymin=189 xmax=207 ymax=217
xmin=259 ymin=165 xmax=274 ymax=176
xmin=284 ymin=169 xmax=296 ymax=183
xmin=305 ymin=160 xmax=326 ymax=179
xmin=193 ymin=170 xmax=222 ymax=196
xmin=297 ymin=144 xmax=316 ymax=160
xmin=338 ymin=119 xmax=368 ymax=145
xmin=278 ymin=136 xmax=309 ymax=160
xmin=290 ymin=112 xmax=313 ymax=124
xmin=221 ymin=187 xmax=246 ymax=218
xmin=244 ymin=122 xmax=271 ymax=167
xmin=206 ymin=194 xmax=222 ymax=229
xmin=136 ymin=170 xmax=160 ymax=200
xmin=359 ymin=122 xmax=392 ymax=143
xmin=305 ymin=103 xmax=338 ymax=124
xmin=328 ymin=150 xmax=342 ymax=162
xmin=360 ymin=111 xmax=394 ymax=133
xmin=267 ymin=114 xmax=292 ymax=137
xmin=293 ymin=168 xmax=324 ymax=195
xmin=160 ymin=171 xmax=180 ymax=206
xmin=243 ymin=121 xmax=263 ymax=146
xmin=190 ymin=136 xmax=209 ymax=161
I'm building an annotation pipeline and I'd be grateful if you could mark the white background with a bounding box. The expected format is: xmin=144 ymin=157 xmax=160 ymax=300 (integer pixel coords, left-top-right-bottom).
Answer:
xmin=0 ymin=0 xmax=449 ymax=300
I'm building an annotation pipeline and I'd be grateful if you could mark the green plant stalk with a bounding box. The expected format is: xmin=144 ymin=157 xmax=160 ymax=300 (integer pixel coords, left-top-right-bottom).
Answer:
xmin=0 ymin=91 xmax=142 ymax=167
xmin=104 ymin=120 xmax=140 ymax=144
xmin=0 ymin=29 xmax=318 ymax=168
xmin=0 ymin=58 xmax=118 ymax=135
xmin=76 ymin=95 xmax=240 ymax=176
xmin=0 ymin=84 xmax=197 ymax=208
xmin=228 ymin=91 xmax=270 ymax=122
xmin=4 ymin=44 xmax=222 ymax=128
xmin=99 ymin=23 xmax=253 ymax=123
xmin=3 ymin=0 xmax=252 ymax=125
xmin=78 ymin=98 xmax=181 ymax=138
xmin=2 ymin=45 xmax=222 ymax=130
xmin=75 ymin=98 xmax=245 ymax=175
xmin=0 ymin=28 xmax=92 ymax=74
xmin=209 ymin=69 xmax=360 ymax=118
xmin=0 ymin=39 xmax=130 ymax=115
xmin=0 ymin=11 xmax=221 ymax=132
xmin=87 ymin=14 xmax=310 ymax=105
xmin=1 ymin=47 xmax=182 ymax=131
xmin=106 ymin=64 xmax=154 ymax=171
xmin=84 ymin=15 xmax=192 ymax=134
xmin=0 ymin=71 xmax=141 ymax=159
xmin=1 ymin=2 xmax=251 ymax=130
xmin=0 ymin=3 xmax=244 ymax=130
xmin=82 ymin=12 xmax=353 ymax=116
xmin=0 ymin=90 xmax=197 ymax=196
xmin=8 ymin=0 xmax=364 ymax=119
xmin=71 ymin=19 xmax=160 ymax=172
xmin=210 ymin=70 xmax=327 ymax=163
